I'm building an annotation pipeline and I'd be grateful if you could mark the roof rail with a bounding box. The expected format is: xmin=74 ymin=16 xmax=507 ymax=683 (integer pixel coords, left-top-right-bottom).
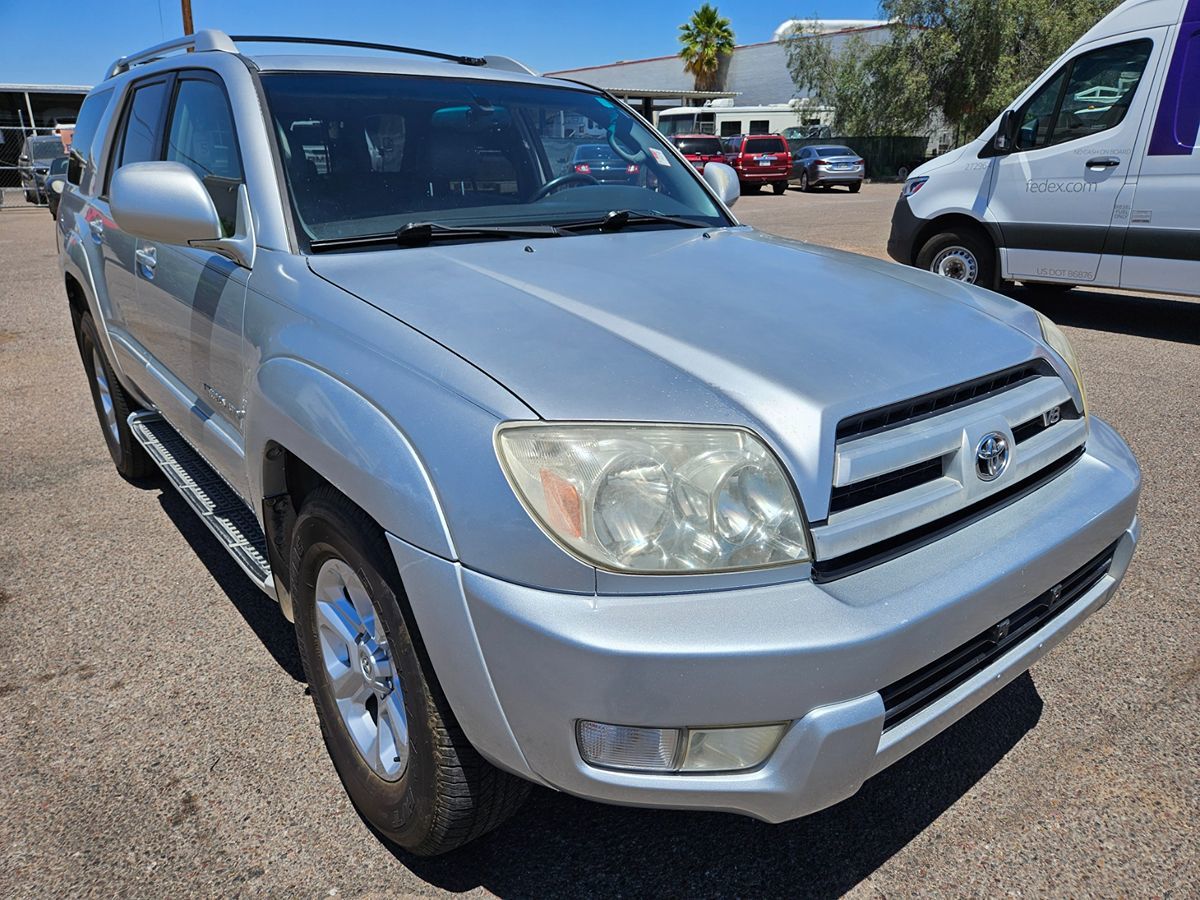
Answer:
xmin=103 ymin=31 xmax=537 ymax=82
xmin=105 ymin=29 xmax=238 ymax=80
xmin=227 ymin=35 xmax=487 ymax=67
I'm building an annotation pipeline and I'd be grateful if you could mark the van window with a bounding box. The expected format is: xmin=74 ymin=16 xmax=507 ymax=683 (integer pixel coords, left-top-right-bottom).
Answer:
xmin=749 ymin=120 xmax=770 ymax=134
xmin=1015 ymin=39 xmax=1152 ymax=151
xmin=719 ymin=120 xmax=742 ymax=136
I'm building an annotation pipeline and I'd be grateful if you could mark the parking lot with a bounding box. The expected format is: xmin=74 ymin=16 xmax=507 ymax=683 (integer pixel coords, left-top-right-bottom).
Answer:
xmin=0 ymin=183 xmax=1197 ymax=896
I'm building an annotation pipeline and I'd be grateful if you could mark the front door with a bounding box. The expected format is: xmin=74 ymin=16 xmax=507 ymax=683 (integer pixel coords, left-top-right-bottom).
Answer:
xmin=134 ymin=72 xmax=250 ymax=492
xmin=987 ymin=33 xmax=1163 ymax=286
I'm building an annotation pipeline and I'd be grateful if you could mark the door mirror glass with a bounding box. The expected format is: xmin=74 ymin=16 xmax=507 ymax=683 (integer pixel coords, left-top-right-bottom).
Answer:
xmin=703 ymin=161 xmax=740 ymax=208
xmin=994 ymin=110 xmax=1015 ymax=152
xmin=109 ymin=161 xmax=223 ymax=245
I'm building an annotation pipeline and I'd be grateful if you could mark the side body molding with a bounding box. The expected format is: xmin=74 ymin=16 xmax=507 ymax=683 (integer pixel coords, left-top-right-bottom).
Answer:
xmin=248 ymin=357 xmax=456 ymax=561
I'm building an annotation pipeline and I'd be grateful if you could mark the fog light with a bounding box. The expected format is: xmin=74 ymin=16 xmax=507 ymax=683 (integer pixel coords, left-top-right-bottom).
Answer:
xmin=576 ymin=721 xmax=681 ymax=771
xmin=680 ymin=724 xmax=786 ymax=772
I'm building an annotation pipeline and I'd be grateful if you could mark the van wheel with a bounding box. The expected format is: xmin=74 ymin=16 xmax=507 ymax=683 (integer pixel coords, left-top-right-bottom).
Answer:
xmin=291 ymin=487 xmax=530 ymax=856
xmin=772 ymin=181 xmax=787 ymax=195
xmin=75 ymin=312 xmax=154 ymax=480
xmin=916 ymin=228 xmax=996 ymax=288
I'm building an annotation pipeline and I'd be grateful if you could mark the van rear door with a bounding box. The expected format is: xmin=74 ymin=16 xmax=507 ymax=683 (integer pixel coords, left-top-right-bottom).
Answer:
xmin=1120 ymin=5 xmax=1200 ymax=294
xmin=985 ymin=33 xmax=1164 ymax=286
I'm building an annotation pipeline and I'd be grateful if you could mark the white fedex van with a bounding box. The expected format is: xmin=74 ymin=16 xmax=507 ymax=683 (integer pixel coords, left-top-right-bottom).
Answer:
xmin=888 ymin=0 xmax=1199 ymax=296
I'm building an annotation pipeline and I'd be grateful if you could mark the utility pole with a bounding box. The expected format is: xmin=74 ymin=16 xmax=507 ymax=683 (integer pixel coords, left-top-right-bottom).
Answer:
xmin=181 ymin=0 xmax=194 ymax=35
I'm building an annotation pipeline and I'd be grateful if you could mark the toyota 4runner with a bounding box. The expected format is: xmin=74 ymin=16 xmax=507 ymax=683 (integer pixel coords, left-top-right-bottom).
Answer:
xmin=57 ymin=32 xmax=1141 ymax=855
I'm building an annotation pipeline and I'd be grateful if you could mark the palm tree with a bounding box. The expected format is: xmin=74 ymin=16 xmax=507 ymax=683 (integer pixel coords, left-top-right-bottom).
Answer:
xmin=678 ymin=4 xmax=736 ymax=92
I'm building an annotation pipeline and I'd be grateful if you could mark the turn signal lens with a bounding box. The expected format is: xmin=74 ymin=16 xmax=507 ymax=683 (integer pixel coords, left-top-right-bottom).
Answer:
xmin=576 ymin=721 xmax=787 ymax=773
xmin=576 ymin=722 xmax=680 ymax=771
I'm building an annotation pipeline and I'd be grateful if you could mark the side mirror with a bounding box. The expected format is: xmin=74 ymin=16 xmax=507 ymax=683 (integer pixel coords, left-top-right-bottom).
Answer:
xmin=110 ymin=161 xmax=222 ymax=245
xmin=703 ymin=161 xmax=740 ymax=208
xmin=993 ymin=110 xmax=1016 ymax=153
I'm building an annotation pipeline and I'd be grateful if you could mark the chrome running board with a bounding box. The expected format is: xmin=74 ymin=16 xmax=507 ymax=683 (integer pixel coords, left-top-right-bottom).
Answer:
xmin=127 ymin=411 xmax=274 ymax=595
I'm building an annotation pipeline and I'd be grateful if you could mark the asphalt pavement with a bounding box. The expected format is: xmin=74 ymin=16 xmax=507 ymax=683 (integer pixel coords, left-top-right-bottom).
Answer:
xmin=0 ymin=184 xmax=1196 ymax=897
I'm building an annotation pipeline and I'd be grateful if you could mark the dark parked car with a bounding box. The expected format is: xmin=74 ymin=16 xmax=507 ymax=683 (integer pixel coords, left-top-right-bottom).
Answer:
xmin=720 ymin=134 xmax=791 ymax=194
xmin=791 ymin=145 xmax=864 ymax=193
xmin=668 ymin=134 xmax=726 ymax=173
xmin=44 ymin=157 xmax=69 ymax=218
xmin=18 ymin=135 xmax=65 ymax=204
xmin=570 ymin=143 xmax=640 ymax=184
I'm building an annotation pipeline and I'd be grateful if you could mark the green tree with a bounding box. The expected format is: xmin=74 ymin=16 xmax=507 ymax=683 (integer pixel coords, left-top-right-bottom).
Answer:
xmin=786 ymin=0 xmax=1120 ymax=140
xmin=678 ymin=4 xmax=736 ymax=92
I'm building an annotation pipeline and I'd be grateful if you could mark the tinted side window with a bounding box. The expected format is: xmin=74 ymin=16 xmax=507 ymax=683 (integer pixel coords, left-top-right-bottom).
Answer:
xmin=719 ymin=120 xmax=741 ymax=136
xmin=745 ymin=137 xmax=785 ymax=154
xmin=165 ymin=77 xmax=242 ymax=234
xmin=68 ymin=88 xmax=112 ymax=186
xmin=118 ymin=80 xmax=169 ymax=168
xmin=1016 ymin=39 xmax=1152 ymax=151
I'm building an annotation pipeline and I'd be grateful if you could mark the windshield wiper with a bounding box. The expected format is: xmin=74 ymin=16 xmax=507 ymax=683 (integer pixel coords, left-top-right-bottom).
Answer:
xmin=309 ymin=221 xmax=562 ymax=253
xmin=558 ymin=209 xmax=711 ymax=233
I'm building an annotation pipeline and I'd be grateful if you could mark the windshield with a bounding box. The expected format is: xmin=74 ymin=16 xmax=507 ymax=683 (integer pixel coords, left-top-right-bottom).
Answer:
xmin=261 ymin=74 xmax=728 ymax=244
xmin=673 ymin=137 xmax=723 ymax=155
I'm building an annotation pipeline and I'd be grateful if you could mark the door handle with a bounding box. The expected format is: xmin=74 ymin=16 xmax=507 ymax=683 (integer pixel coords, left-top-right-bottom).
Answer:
xmin=87 ymin=218 xmax=104 ymax=242
xmin=135 ymin=245 xmax=157 ymax=279
xmin=1085 ymin=156 xmax=1121 ymax=169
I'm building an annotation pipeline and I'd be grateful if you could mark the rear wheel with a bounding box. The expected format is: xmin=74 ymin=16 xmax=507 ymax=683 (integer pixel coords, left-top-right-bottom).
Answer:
xmin=915 ymin=228 xmax=997 ymax=289
xmin=772 ymin=181 xmax=787 ymax=195
xmin=848 ymin=181 xmax=861 ymax=193
xmin=799 ymin=171 xmax=812 ymax=193
xmin=75 ymin=312 xmax=154 ymax=480
xmin=741 ymin=182 xmax=762 ymax=194
xmin=292 ymin=487 xmax=529 ymax=856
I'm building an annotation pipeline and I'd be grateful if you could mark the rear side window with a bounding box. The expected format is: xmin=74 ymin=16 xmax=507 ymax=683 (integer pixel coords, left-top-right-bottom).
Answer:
xmin=165 ymin=76 xmax=243 ymax=235
xmin=1015 ymin=39 xmax=1153 ymax=151
xmin=744 ymin=137 xmax=785 ymax=154
xmin=68 ymin=88 xmax=113 ymax=187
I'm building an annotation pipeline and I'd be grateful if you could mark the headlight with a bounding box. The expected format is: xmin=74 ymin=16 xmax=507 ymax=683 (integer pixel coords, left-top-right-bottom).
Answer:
xmin=900 ymin=176 xmax=928 ymax=198
xmin=1036 ymin=311 xmax=1088 ymax=416
xmin=496 ymin=423 xmax=811 ymax=573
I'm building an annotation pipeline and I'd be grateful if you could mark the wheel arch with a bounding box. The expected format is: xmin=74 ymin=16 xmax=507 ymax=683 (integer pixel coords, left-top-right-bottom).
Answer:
xmin=249 ymin=357 xmax=457 ymax=620
xmin=911 ymin=213 xmax=1003 ymax=288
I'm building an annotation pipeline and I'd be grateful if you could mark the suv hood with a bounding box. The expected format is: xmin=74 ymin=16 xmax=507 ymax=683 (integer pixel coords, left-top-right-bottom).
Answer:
xmin=309 ymin=227 xmax=1044 ymax=515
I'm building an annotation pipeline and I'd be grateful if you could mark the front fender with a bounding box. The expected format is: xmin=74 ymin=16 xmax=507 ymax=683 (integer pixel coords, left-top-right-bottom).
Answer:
xmin=247 ymin=357 xmax=456 ymax=560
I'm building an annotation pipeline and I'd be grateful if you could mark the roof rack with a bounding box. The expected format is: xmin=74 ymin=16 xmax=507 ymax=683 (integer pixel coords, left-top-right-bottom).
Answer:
xmin=103 ymin=30 xmax=532 ymax=81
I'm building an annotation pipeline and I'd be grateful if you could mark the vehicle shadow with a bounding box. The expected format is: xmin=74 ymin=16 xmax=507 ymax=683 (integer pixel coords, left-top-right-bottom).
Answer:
xmin=392 ymin=677 xmax=1043 ymax=898
xmin=1013 ymin=285 xmax=1200 ymax=346
xmin=155 ymin=487 xmax=305 ymax=682
xmin=150 ymin=479 xmax=1043 ymax=898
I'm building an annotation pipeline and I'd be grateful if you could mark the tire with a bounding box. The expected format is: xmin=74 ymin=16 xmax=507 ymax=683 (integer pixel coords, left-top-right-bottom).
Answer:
xmin=915 ymin=227 xmax=997 ymax=289
xmin=772 ymin=181 xmax=787 ymax=195
xmin=76 ymin=312 xmax=154 ymax=480
xmin=848 ymin=181 xmax=861 ymax=193
xmin=291 ymin=486 xmax=529 ymax=856
xmin=741 ymin=181 xmax=761 ymax=194
xmin=799 ymin=171 xmax=812 ymax=192
xmin=897 ymin=165 xmax=911 ymax=181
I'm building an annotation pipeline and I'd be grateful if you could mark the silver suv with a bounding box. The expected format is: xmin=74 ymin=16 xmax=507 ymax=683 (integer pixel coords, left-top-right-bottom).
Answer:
xmin=58 ymin=32 xmax=1141 ymax=855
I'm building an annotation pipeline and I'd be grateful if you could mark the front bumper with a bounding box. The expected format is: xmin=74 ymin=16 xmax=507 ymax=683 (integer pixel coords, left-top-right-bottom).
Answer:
xmin=390 ymin=416 xmax=1140 ymax=822
xmin=887 ymin=194 xmax=922 ymax=263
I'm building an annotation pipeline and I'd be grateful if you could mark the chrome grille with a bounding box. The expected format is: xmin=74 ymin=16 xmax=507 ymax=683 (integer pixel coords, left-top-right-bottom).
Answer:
xmin=811 ymin=362 xmax=1087 ymax=578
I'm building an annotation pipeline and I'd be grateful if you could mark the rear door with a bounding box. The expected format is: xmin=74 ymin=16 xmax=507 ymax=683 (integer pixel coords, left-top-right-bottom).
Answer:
xmin=986 ymin=34 xmax=1164 ymax=285
xmin=1121 ymin=8 xmax=1200 ymax=294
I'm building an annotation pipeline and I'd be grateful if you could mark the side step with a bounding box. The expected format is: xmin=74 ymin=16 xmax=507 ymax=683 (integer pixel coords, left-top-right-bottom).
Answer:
xmin=128 ymin=411 xmax=274 ymax=595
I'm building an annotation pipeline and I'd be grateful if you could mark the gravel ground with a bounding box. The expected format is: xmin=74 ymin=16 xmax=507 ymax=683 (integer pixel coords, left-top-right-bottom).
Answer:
xmin=1 ymin=185 xmax=1197 ymax=897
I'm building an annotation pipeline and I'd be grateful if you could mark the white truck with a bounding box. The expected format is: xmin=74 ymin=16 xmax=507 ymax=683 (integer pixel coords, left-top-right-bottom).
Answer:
xmin=889 ymin=0 xmax=1200 ymax=296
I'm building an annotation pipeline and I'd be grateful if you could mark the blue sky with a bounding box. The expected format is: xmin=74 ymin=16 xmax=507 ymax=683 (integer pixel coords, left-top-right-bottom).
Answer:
xmin=0 ymin=0 xmax=884 ymax=87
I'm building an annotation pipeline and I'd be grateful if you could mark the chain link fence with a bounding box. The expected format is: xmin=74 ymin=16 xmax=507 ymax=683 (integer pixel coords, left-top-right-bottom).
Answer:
xmin=1 ymin=87 xmax=88 ymax=209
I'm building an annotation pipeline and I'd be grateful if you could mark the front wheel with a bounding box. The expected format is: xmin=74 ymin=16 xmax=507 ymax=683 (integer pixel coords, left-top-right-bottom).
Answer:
xmin=915 ymin=228 xmax=996 ymax=288
xmin=292 ymin=487 xmax=529 ymax=855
